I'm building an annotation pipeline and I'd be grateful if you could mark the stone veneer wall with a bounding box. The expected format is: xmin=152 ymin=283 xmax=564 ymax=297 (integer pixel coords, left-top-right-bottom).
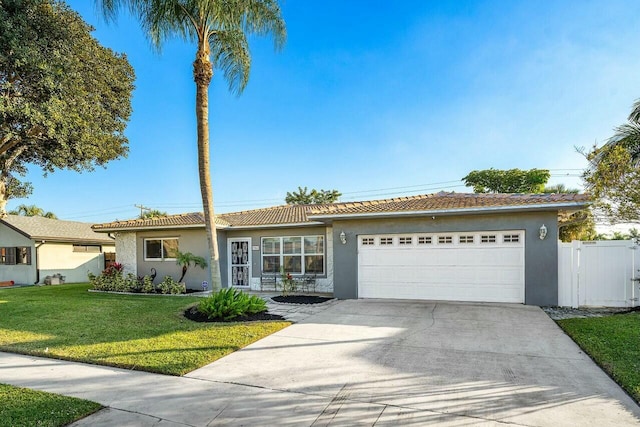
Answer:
xmin=315 ymin=226 xmax=334 ymax=293
xmin=115 ymin=232 xmax=137 ymax=277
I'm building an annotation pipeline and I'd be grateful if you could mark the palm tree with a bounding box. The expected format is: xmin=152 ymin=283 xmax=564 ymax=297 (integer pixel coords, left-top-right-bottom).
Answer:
xmin=543 ymin=184 xmax=579 ymax=194
xmin=139 ymin=209 xmax=167 ymax=219
xmin=175 ymin=251 xmax=207 ymax=283
xmin=98 ymin=0 xmax=286 ymax=290
xmin=8 ymin=204 xmax=57 ymax=219
xmin=597 ymin=98 xmax=640 ymax=165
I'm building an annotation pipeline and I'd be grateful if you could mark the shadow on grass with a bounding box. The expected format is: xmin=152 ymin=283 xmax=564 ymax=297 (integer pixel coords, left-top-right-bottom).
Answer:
xmin=0 ymin=284 xmax=289 ymax=375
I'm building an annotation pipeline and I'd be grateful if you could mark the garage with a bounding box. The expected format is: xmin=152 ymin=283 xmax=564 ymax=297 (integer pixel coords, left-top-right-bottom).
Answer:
xmin=357 ymin=230 xmax=525 ymax=303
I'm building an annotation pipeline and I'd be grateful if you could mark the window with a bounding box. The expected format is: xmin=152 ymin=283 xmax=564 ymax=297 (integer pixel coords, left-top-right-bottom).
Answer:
xmin=261 ymin=236 xmax=324 ymax=275
xmin=399 ymin=237 xmax=412 ymax=245
xmin=361 ymin=237 xmax=375 ymax=245
xmin=418 ymin=236 xmax=432 ymax=245
xmin=481 ymin=235 xmax=496 ymax=243
xmin=459 ymin=235 xmax=474 ymax=244
xmin=503 ymin=234 xmax=520 ymax=243
xmin=438 ymin=236 xmax=453 ymax=244
xmin=16 ymin=247 xmax=31 ymax=264
xmin=144 ymin=238 xmax=178 ymax=260
xmin=0 ymin=247 xmax=29 ymax=265
xmin=73 ymin=245 xmax=101 ymax=253
xmin=262 ymin=237 xmax=281 ymax=273
xmin=380 ymin=237 xmax=394 ymax=245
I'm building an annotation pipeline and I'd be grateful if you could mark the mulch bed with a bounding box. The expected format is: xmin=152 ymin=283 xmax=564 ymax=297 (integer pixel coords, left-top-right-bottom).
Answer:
xmin=271 ymin=295 xmax=333 ymax=305
xmin=184 ymin=306 xmax=286 ymax=323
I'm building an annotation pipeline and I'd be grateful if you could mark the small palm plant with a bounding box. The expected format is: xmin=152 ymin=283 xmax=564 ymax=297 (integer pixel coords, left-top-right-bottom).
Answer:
xmin=175 ymin=251 xmax=207 ymax=283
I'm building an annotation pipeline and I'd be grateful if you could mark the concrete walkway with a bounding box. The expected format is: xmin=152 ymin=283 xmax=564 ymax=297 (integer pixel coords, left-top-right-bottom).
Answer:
xmin=1 ymin=300 xmax=639 ymax=426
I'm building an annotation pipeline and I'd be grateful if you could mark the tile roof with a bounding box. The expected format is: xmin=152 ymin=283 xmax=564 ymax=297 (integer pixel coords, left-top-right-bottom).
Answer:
xmin=1 ymin=215 xmax=115 ymax=244
xmin=92 ymin=192 xmax=590 ymax=231
xmin=218 ymin=204 xmax=325 ymax=227
xmin=308 ymin=191 xmax=591 ymax=216
xmin=91 ymin=212 xmax=229 ymax=231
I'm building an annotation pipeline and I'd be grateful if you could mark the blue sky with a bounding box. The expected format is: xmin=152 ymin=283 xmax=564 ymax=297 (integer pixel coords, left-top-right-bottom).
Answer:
xmin=11 ymin=0 xmax=640 ymax=222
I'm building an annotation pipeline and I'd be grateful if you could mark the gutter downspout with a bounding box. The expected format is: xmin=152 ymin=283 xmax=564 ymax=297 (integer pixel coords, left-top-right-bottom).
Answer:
xmin=34 ymin=241 xmax=45 ymax=284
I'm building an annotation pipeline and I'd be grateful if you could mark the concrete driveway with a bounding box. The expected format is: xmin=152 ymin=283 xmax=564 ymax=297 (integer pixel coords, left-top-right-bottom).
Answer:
xmin=185 ymin=299 xmax=640 ymax=426
xmin=2 ymin=299 xmax=639 ymax=426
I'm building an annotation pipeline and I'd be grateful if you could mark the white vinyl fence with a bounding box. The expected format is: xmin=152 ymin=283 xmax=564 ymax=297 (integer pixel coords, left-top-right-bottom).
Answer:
xmin=558 ymin=240 xmax=640 ymax=308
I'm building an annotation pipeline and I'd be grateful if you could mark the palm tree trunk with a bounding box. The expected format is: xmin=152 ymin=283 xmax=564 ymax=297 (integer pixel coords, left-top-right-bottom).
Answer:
xmin=194 ymin=40 xmax=222 ymax=291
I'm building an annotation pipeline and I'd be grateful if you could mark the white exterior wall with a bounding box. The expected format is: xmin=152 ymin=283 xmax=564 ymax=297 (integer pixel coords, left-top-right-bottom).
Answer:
xmin=115 ymin=232 xmax=137 ymax=276
xmin=0 ymin=224 xmax=35 ymax=285
xmin=39 ymin=242 xmax=115 ymax=283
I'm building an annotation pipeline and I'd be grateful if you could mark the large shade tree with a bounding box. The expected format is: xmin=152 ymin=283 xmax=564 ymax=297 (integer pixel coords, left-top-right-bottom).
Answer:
xmin=0 ymin=0 xmax=135 ymax=216
xmin=98 ymin=0 xmax=286 ymax=290
xmin=583 ymin=99 xmax=640 ymax=223
xmin=462 ymin=168 xmax=551 ymax=193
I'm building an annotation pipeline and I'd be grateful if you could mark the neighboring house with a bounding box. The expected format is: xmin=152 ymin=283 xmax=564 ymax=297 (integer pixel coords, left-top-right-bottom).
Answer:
xmin=0 ymin=215 xmax=115 ymax=285
xmin=92 ymin=192 xmax=589 ymax=306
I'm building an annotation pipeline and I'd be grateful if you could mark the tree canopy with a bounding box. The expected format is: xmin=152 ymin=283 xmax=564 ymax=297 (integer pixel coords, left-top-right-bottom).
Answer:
xmin=285 ymin=187 xmax=342 ymax=205
xmin=0 ymin=0 xmax=135 ymax=216
xmin=583 ymin=98 xmax=640 ymax=223
xmin=462 ymin=168 xmax=550 ymax=193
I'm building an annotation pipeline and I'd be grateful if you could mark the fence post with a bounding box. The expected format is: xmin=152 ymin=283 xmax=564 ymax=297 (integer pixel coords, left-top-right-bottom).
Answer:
xmin=571 ymin=240 xmax=581 ymax=308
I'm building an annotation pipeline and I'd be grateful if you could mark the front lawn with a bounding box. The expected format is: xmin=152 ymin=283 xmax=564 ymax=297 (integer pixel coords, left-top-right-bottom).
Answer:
xmin=557 ymin=311 xmax=640 ymax=403
xmin=0 ymin=284 xmax=289 ymax=375
xmin=0 ymin=383 xmax=101 ymax=427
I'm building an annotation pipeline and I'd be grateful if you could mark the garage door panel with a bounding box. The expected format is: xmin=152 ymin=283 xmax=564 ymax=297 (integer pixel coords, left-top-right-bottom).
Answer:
xmin=358 ymin=231 xmax=524 ymax=303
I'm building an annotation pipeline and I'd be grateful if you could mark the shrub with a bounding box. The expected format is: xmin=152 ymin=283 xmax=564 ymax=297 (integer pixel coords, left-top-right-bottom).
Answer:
xmin=197 ymin=288 xmax=267 ymax=321
xmin=279 ymin=267 xmax=297 ymax=296
xmin=157 ymin=276 xmax=186 ymax=295
xmin=140 ymin=275 xmax=155 ymax=293
xmin=88 ymin=268 xmax=163 ymax=294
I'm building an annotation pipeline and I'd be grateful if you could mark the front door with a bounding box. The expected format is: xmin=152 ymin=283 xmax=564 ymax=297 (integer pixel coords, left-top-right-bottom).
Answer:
xmin=229 ymin=238 xmax=251 ymax=287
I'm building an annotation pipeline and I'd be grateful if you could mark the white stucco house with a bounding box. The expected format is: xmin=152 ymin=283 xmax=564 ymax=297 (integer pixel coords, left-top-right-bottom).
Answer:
xmin=0 ymin=215 xmax=115 ymax=285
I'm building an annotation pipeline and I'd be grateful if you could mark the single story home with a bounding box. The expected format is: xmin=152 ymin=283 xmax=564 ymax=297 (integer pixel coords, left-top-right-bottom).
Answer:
xmin=92 ymin=191 xmax=590 ymax=306
xmin=0 ymin=215 xmax=116 ymax=285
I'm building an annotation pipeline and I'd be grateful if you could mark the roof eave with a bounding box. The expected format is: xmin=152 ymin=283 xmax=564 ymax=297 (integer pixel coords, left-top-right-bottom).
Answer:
xmin=224 ymin=221 xmax=325 ymax=230
xmin=33 ymin=237 xmax=115 ymax=245
xmin=92 ymin=223 xmax=229 ymax=233
xmin=308 ymin=202 xmax=591 ymax=222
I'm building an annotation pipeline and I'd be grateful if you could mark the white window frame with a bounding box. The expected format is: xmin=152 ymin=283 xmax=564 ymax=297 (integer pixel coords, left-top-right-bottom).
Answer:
xmin=144 ymin=237 xmax=179 ymax=261
xmin=260 ymin=235 xmax=325 ymax=275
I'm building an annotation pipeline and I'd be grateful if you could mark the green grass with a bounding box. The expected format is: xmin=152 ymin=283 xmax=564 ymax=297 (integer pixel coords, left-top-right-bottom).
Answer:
xmin=557 ymin=311 xmax=640 ymax=403
xmin=0 ymin=284 xmax=289 ymax=375
xmin=0 ymin=383 xmax=101 ymax=427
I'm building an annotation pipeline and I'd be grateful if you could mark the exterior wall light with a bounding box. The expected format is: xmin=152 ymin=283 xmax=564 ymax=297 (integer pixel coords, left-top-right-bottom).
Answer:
xmin=539 ymin=224 xmax=547 ymax=240
xmin=339 ymin=231 xmax=347 ymax=245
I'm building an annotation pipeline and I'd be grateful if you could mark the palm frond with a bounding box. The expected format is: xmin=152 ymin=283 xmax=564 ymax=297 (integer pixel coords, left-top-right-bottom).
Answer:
xmin=209 ymin=29 xmax=251 ymax=95
xmin=607 ymin=122 xmax=640 ymax=166
xmin=238 ymin=0 xmax=287 ymax=50
xmin=629 ymin=98 xmax=640 ymax=124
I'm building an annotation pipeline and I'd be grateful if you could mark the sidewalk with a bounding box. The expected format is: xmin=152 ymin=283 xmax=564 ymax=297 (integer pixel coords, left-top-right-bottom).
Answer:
xmin=0 ymin=352 xmax=332 ymax=426
xmin=0 ymin=298 xmax=340 ymax=426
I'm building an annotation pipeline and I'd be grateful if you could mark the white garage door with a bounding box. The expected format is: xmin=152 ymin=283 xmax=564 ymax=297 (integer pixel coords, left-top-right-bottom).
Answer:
xmin=358 ymin=231 xmax=525 ymax=303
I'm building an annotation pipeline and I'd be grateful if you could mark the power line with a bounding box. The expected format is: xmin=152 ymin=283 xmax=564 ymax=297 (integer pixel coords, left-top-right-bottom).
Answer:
xmin=55 ymin=172 xmax=588 ymax=220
